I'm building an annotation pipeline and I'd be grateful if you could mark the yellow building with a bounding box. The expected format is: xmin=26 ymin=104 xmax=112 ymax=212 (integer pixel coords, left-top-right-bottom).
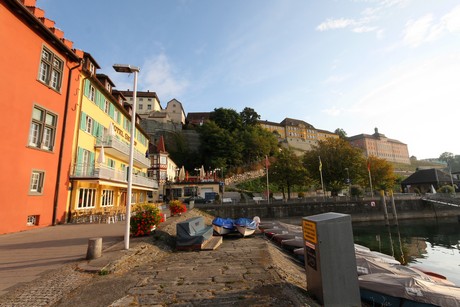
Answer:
xmin=68 ymin=53 xmax=157 ymax=220
xmin=259 ymin=118 xmax=338 ymax=154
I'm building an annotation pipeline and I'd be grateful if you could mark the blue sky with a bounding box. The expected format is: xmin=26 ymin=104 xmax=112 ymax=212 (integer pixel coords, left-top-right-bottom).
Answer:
xmin=37 ymin=0 xmax=460 ymax=159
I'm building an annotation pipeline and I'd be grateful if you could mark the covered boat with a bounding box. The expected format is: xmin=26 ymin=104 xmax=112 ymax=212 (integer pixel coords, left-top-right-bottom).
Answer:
xmin=359 ymin=273 xmax=460 ymax=307
xmin=211 ymin=217 xmax=236 ymax=235
xmin=234 ymin=217 xmax=260 ymax=237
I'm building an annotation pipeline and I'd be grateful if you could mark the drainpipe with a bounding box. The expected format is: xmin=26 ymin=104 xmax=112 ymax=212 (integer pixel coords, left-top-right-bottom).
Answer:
xmin=52 ymin=60 xmax=82 ymax=226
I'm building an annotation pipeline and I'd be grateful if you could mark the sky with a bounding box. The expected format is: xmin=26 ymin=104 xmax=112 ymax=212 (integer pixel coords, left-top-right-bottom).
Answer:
xmin=37 ymin=0 xmax=460 ymax=160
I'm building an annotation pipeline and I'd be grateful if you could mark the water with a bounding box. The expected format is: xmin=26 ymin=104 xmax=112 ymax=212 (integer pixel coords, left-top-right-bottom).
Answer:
xmin=353 ymin=217 xmax=460 ymax=286
xmin=275 ymin=216 xmax=460 ymax=286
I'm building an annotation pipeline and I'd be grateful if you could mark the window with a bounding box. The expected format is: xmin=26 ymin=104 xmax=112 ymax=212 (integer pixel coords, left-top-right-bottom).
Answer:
xmin=27 ymin=215 xmax=39 ymax=226
xmin=147 ymin=104 xmax=152 ymax=110
xmin=85 ymin=116 xmax=93 ymax=134
xmin=89 ymin=85 xmax=95 ymax=101
xmin=29 ymin=170 xmax=45 ymax=194
xmin=139 ymin=98 xmax=143 ymax=101
xmin=104 ymin=100 xmax=110 ymax=114
xmin=139 ymin=104 xmax=143 ymax=110
xmin=77 ymin=188 xmax=96 ymax=209
xmin=38 ymin=46 xmax=64 ymax=91
xmin=88 ymin=62 xmax=95 ymax=74
xmin=148 ymin=98 xmax=152 ymax=101
xmin=101 ymin=190 xmax=114 ymax=207
xmin=28 ymin=106 xmax=57 ymax=151
xmin=114 ymin=109 xmax=119 ymax=123
xmin=106 ymin=83 xmax=111 ymax=92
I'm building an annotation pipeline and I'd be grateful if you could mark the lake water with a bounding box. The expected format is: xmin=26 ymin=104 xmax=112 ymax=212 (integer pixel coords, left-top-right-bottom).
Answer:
xmin=276 ymin=216 xmax=460 ymax=286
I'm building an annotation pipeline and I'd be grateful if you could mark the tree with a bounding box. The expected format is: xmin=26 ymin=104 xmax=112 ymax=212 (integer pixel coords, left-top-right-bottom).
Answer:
xmin=270 ymin=148 xmax=309 ymax=200
xmin=366 ymin=156 xmax=396 ymax=191
xmin=198 ymin=121 xmax=243 ymax=169
xmin=209 ymin=108 xmax=242 ymax=132
xmin=240 ymin=126 xmax=278 ymax=164
xmin=240 ymin=107 xmax=260 ymax=126
xmin=303 ymin=138 xmax=365 ymax=195
xmin=334 ymin=128 xmax=347 ymax=139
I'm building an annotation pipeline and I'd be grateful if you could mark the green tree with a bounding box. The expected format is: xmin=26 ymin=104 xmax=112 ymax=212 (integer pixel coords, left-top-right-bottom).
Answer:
xmin=270 ymin=148 xmax=309 ymax=199
xmin=240 ymin=126 xmax=278 ymax=164
xmin=334 ymin=128 xmax=347 ymax=139
xmin=303 ymin=138 xmax=365 ymax=196
xmin=198 ymin=121 xmax=243 ymax=169
xmin=240 ymin=107 xmax=260 ymax=126
xmin=210 ymin=108 xmax=242 ymax=132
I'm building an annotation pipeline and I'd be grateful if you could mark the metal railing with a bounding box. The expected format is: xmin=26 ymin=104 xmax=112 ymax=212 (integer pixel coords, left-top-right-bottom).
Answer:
xmin=95 ymin=136 xmax=150 ymax=168
xmin=70 ymin=163 xmax=158 ymax=189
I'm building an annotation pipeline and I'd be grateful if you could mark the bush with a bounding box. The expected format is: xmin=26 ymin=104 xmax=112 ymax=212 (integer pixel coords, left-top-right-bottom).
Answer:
xmin=350 ymin=185 xmax=364 ymax=197
xmin=169 ymin=200 xmax=187 ymax=216
xmin=298 ymin=192 xmax=305 ymax=198
xmin=130 ymin=204 xmax=163 ymax=237
xmin=437 ymin=185 xmax=455 ymax=194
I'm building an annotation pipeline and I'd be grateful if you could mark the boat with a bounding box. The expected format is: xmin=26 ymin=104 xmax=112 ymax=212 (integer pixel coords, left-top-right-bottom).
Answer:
xmin=280 ymin=237 xmax=304 ymax=252
xmin=211 ymin=217 xmax=236 ymax=235
xmin=271 ymin=232 xmax=300 ymax=244
xmin=234 ymin=216 xmax=260 ymax=237
xmin=263 ymin=227 xmax=288 ymax=238
xmin=293 ymin=247 xmax=305 ymax=262
xmin=359 ymin=273 xmax=460 ymax=307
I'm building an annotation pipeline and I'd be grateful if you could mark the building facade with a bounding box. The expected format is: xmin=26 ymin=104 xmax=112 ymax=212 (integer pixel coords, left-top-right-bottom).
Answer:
xmin=0 ymin=0 xmax=81 ymax=234
xmin=68 ymin=54 xmax=157 ymax=221
xmin=348 ymin=128 xmax=410 ymax=164
xmin=259 ymin=118 xmax=338 ymax=154
xmin=118 ymin=90 xmax=162 ymax=119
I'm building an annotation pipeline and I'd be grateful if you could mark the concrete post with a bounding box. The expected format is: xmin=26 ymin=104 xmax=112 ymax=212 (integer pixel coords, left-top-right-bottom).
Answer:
xmin=380 ymin=190 xmax=389 ymax=226
xmin=389 ymin=190 xmax=399 ymax=226
xmin=86 ymin=237 xmax=102 ymax=260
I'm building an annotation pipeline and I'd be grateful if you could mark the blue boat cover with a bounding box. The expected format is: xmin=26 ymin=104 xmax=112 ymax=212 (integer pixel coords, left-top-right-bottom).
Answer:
xmin=234 ymin=217 xmax=258 ymax=230
xmin=212 ymin=217 xmax=235 ymax=229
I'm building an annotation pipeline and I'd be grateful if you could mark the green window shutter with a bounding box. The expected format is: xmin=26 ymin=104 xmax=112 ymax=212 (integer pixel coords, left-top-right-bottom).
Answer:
xmin=109 ymin=103 xmax=114 ymax=117
xmin=77 ymin=147 xmax=83 ymax=164
xmin=84 ymin=79 xmax=90 ymax=97
xmin=80 ymin=112 xmax=86 ymax=130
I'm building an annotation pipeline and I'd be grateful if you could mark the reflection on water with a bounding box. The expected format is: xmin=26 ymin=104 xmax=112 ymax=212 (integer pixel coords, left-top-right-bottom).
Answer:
xmin=276 ymin=216 xmax=460 ymax=286
xmin=352 ymin=217 xmax=460 ymax=286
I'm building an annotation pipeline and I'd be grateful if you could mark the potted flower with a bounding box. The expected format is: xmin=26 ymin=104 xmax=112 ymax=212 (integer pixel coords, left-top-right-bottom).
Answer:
xmin=130 ymin=204 xmax=162 ymax=237
xmin=169 ymin=200 xmax=187 ymax=216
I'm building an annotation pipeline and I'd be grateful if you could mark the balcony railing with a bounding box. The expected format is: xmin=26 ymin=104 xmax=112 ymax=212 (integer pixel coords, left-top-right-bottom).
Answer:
xmin=70 ymin=163 xmax=158 ymax=189
xmin=95 ymin=136 xmax=150 ymax=168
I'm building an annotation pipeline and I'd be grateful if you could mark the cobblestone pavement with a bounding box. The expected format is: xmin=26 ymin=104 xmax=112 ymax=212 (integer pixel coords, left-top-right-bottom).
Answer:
xmin=110 ymin=235 xmax=315 ymax=306
xmin=0 ymin=210 xmax=320 ymax=307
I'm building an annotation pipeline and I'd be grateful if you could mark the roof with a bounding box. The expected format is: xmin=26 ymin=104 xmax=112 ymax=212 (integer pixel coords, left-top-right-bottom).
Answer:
xmin=258 ymin=120 xmax=283 ymax=127
xmin=401 ymin=168 xmax=454 ymax=185
xmin=4 ymin=0 xmax=80 ymax=62
xmin=280 ymin=118 xmax=315 ymax=129
xmin=187 ymin=112 xmax=211 ymax=121
xmin=348 ymin=128 xmax=406 ymax=145
xmin=118 ymin=90 xmax=160 ymax=99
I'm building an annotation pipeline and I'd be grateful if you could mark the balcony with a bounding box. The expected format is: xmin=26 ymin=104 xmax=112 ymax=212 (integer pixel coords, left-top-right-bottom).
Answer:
xmin=70 ymin=163 xmax=158 ymax=189
xmin=95 ymin=136 xmax=150 ymax=168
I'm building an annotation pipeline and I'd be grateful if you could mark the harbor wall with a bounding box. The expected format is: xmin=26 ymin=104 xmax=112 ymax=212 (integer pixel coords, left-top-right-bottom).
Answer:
xmin=196 ymin=198 xmax=460 ymax=223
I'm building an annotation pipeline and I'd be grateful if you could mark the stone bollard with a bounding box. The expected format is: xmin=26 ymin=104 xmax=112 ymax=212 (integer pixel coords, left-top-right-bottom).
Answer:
xmin=86 ymin=237 xmax=102 ymax=260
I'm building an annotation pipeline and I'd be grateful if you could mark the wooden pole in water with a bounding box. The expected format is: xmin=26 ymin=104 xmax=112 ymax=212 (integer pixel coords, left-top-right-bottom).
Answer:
xmin=389 ymin=190 xmax=399 ymax=226
xmin=380 ymin=190 xmax=389 ymax=226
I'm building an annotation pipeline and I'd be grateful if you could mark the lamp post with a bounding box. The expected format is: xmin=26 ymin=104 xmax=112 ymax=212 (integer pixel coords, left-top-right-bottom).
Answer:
xmin=113 ymin=64 xmax=140 ymax=250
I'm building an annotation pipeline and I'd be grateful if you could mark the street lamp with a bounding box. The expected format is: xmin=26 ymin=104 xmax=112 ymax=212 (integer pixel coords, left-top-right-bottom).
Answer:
xmin=113 ymin=63 xmax=140 ymax=250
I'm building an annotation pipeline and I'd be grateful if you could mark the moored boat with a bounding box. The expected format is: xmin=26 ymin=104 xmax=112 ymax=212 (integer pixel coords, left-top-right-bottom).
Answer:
xmin=211 ymin=217 xmax=236 ymax=235
xmin=281 ymin=237 xmax=304 ymax=252
xmin=359 ymin=273 xmax=460 ymax=307
xmin=234 ymin=217 xmax=260 ymax=237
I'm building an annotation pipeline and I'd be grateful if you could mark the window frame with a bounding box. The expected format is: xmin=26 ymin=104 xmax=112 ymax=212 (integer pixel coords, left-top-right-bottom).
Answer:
xmin=29 ymin=170 xmax=45 ymax=195
xmin=77 ymin=188 xmax=96 ymax=209
xmin=38 ymin=46 xmax=64 ymax=92
xmin=28 ymin=105 xmax=57 ymax=151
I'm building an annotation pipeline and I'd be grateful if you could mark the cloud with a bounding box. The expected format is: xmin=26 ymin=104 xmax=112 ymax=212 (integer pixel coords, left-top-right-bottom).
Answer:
xmin=321 ymin=106 xmax=343 ymax=117
xmin=324 ymin=74 xmax=353 ymax=84
xmin=316 ymin=18 xmax=358 ymax=31
xmin=403 ymin=5 xmax=460 ymax=47
xmin=140 ymin=53 xmax=189 ymax=99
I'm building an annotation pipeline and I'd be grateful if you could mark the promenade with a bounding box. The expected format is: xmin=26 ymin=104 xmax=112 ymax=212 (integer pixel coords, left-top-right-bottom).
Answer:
xmin=0 ymin=210 xmax=319 ymax=307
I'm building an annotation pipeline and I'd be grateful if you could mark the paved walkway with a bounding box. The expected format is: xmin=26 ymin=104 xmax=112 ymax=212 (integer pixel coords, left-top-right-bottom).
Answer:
xmin=0 ymin=222 xmax=125 ymax=296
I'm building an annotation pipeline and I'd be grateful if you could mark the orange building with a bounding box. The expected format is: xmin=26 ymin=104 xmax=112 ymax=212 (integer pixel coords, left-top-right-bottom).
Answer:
xmin=0 ymin=0 xmax=81 ymax=233
xmin=348 ymin=128 xmax=410 ymax=164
